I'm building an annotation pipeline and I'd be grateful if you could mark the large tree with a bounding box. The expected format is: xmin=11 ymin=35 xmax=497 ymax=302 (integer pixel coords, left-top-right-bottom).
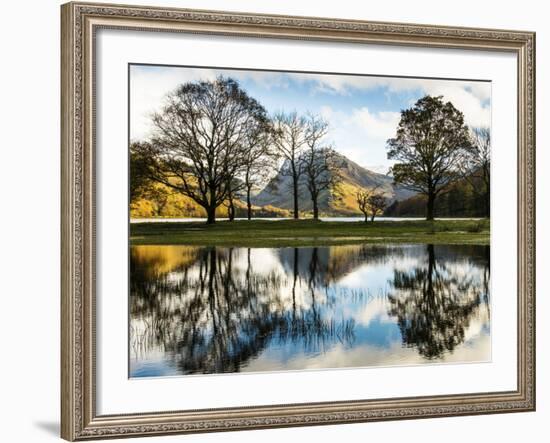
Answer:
xmin=301 ymin=115 xmax=341 ymax=220
xmin=146 ymin=76 xmax=268 ymax=224
xmin=271 ymin=112 xmax=311 ymax=219
xmin=387 ymin=95 xmax=471 ymax=220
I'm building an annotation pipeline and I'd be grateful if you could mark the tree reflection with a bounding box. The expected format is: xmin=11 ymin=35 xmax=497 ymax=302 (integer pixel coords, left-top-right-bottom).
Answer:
xmin=387 ymin=244 xmax=490 ymax=359
xmin=130 ymin=243 xmax=490 ymax=375
xmin=278 ymin=244 xmax=402 ymax=287
xmin=130 ymin=246 xmax=357 ymax=374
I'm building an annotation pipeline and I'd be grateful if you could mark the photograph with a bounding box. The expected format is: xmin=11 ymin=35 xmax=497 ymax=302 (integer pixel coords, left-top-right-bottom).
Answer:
xmin=128 ymin=65 xmax=492 ymax=378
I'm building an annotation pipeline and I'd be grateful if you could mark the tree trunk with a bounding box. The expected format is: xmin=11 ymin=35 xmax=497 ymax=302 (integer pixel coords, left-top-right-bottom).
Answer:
xmin=292 ymin=172 xmax=299 ymax=219
xmin=206 ymin=205 xmax=216 ymax=224
xmin=370 ymin=213 xmax=375 ymax=222
xmin=364 ymin=213 xmax=368 ymax=223
xmin=246 ymin=187 xmax=252 ymax=221
xmin=227 ymin=198 xmax=235 ymax=222
xmin=426 ymin=192 xmax=436 ymax=221
xmin=312 ymin=195 xmax=319 ymax=220
xmin=207 ymin=185 xmax=217 ymax=224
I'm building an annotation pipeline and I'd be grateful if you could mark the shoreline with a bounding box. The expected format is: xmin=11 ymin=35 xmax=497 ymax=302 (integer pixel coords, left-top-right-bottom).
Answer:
xmin=130 ymin=216 xmax=486 ymax=224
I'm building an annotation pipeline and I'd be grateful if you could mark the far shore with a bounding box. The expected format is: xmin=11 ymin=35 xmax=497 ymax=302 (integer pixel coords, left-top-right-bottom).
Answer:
xmin=130 ymin=216 xmax=485 ymax=224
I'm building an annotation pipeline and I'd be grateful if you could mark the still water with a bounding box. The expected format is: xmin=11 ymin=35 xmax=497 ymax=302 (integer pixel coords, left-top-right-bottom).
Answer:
xmin=130 ymin=243 xmax=490 ymax=377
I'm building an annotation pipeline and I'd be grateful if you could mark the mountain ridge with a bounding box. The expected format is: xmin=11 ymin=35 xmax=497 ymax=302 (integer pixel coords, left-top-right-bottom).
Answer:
xmin=252 ymin=151 xmax=415 ymax=216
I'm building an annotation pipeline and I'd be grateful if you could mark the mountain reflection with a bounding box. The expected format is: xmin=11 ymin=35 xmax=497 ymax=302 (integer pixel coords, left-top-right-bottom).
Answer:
xmin=130 ymin=243 xmax=490 ymax=377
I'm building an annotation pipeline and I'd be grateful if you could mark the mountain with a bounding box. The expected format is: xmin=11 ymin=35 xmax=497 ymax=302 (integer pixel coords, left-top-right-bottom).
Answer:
xmin=252 ymin=151 xmax=415 ymax=216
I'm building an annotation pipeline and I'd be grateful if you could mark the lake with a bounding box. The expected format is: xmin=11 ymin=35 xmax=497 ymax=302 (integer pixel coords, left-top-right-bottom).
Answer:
xmin=129 ymin=243 xmax=490 ymax=377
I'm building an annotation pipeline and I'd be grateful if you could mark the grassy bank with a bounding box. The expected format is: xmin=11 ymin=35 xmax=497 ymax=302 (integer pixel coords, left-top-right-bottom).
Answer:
xmin=130 ymin=219 xmax=490 ymax=247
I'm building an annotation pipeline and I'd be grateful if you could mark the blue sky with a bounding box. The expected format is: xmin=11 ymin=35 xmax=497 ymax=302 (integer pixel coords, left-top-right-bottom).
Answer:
xmin=130 ymin=65 xmax=491 ymax=173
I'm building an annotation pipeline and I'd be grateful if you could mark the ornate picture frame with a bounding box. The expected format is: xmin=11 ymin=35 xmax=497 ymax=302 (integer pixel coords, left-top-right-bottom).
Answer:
xmin=61 ymin=1 xmax=535 ymax=440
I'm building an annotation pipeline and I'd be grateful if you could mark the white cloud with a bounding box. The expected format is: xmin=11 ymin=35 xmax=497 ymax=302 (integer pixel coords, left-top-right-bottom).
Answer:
xmin=320 ymin=105 xmax=400 ymax=170
xmin=293 ymin=74 xmax=422 ymax=96
xmin=352 ymin=108 xmax=401 ymax=139
xmin=302 ymin=75 xmax=491 ymax=128
xmin=420 ymin=82 xmax=491 ymax=128
xmin=304 ymin=74 xmax=387 ymax=95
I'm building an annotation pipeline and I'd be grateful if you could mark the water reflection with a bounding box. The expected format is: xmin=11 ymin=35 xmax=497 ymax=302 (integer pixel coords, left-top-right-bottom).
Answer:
xmin=388 ymin=244 xmax=490 ymax=359
xmin=130 ymin=243 xmax=490 ymax=377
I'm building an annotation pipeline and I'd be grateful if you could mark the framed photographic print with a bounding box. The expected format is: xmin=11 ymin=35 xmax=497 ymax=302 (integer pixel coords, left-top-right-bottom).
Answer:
xmin=61 ymin=1 xmax=536 ymax=440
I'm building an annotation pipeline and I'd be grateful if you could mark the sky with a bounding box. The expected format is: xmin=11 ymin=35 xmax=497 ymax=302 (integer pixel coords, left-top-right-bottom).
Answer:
xmin=130 ymin=64 xmax=491 ymax=173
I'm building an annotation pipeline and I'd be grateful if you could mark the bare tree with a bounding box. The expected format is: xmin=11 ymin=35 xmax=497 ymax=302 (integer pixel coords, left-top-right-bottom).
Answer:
xmin=303 ymin=147 xmax=342 ymax=220
xmin=460 ymin=127 xmax=491 ymax=217
xmin=367 ymin=193 xmax=388 ymax=222
xmin=356 ymin=187 xmax=386 ymax=222
xmin=271 ymin=112 xmax=311 ymax=219
xmin=241 ymin=122 xmax=277 ymax=220
xmin=387 ymin=96 xmax=471 ymax=220
xmin=145 ymin=76 xmax=268 ymax=224
xmin=300 ymin=114 xmax=342 ymax=220
xmin=300 ymin=116 xmax=342 ymax=220
xmin=356 ymin=189 xmax=372 ymax=223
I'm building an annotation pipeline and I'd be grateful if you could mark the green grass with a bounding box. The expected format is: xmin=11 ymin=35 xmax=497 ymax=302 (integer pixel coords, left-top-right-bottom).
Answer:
xmin=130 ymin=219 xmax=490 ymax=247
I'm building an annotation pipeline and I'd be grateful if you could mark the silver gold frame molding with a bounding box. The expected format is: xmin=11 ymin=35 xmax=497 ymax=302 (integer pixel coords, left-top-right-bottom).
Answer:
xmin=61 ymin=2 xmax=535 ymax=440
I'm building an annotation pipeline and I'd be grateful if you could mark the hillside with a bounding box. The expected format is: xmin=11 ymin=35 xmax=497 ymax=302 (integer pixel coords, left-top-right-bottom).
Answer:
xmin=384 ymin=174 xmax=489 ymax=218
xmin=130 ymin=183 xmax=292 ymax=219
xmin=252 ymin=152 xmax=414 ymax=216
